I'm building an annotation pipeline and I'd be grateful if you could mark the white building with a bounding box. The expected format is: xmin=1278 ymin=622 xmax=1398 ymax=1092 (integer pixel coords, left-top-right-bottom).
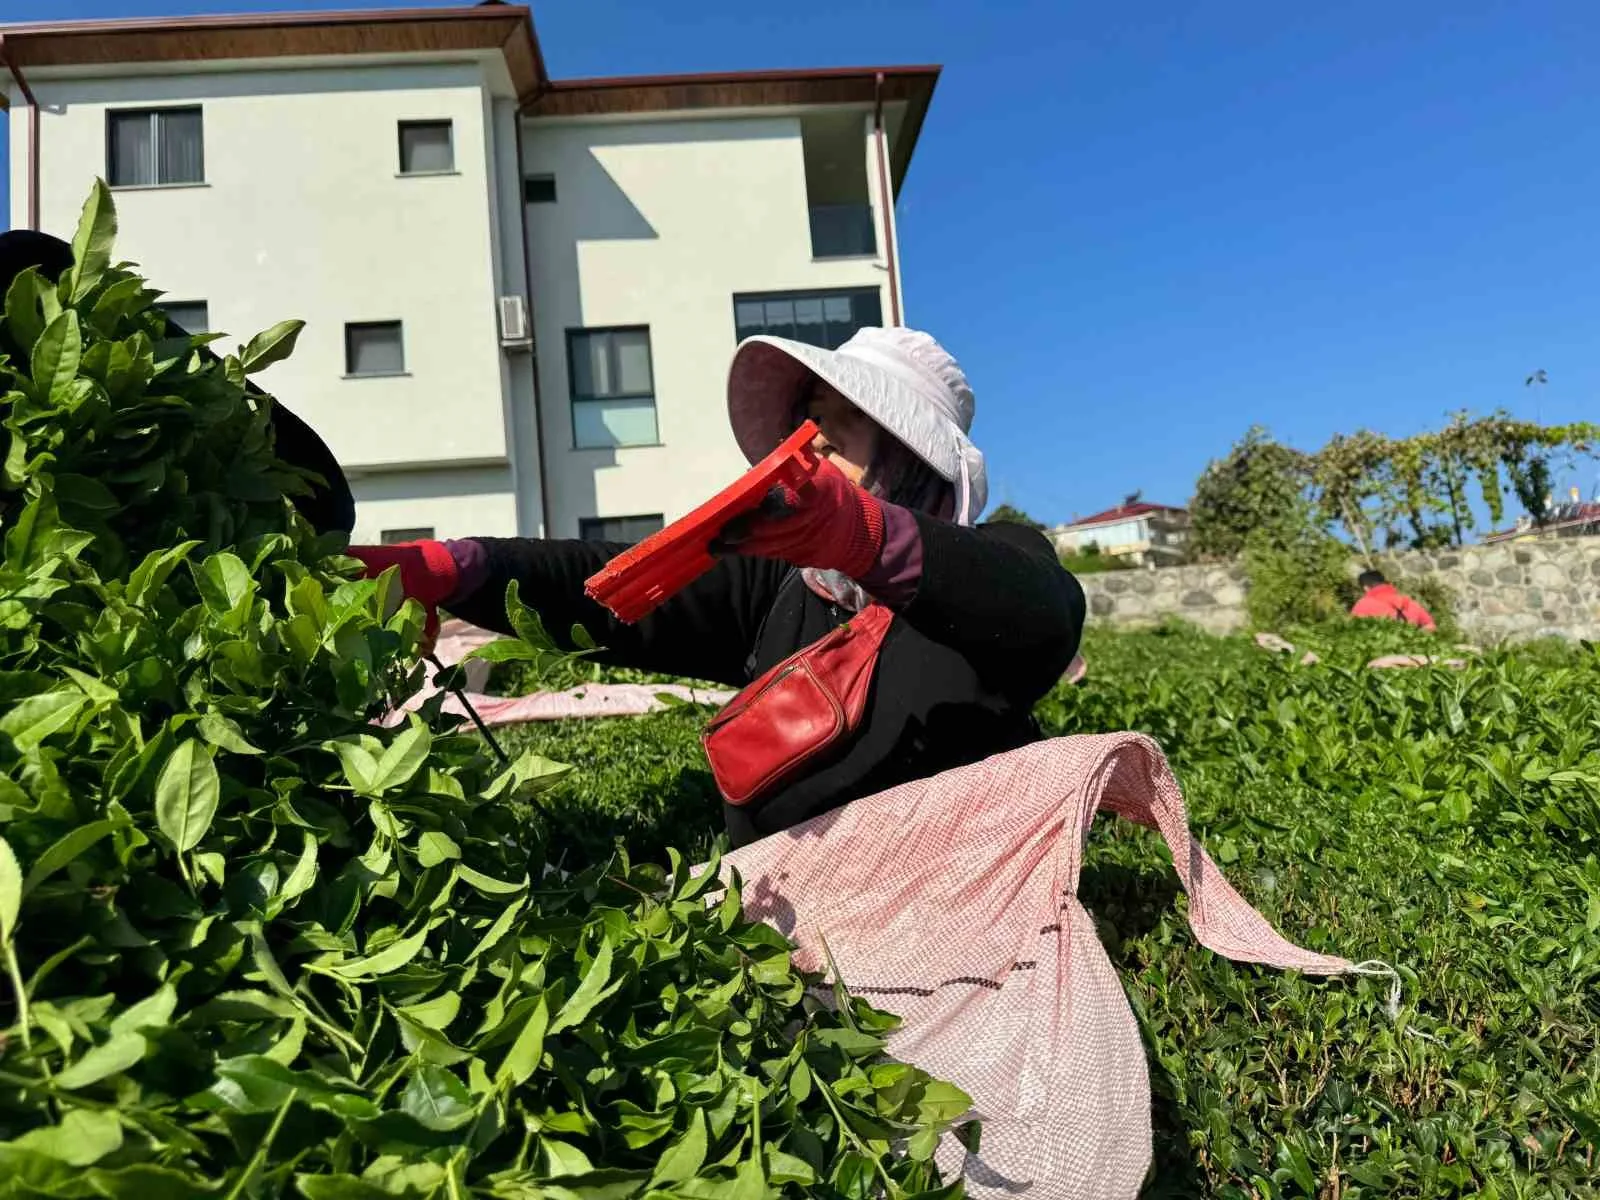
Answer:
xmin=1 ymin=4 xmax=936 ymax=542
xmin=1051 ymin=501 xmax=1191 ymax=567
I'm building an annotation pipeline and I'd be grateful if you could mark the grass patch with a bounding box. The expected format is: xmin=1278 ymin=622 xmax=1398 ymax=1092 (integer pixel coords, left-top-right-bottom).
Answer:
xmin=519 ymin=622 xmax=1600 ymax=1197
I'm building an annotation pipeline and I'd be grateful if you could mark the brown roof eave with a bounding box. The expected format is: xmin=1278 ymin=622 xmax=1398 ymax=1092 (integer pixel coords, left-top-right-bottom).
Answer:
xmin=523 ymin=65 xmax=940 ymax=190
xmin=0 ymin=5 xmax=547 ymax=97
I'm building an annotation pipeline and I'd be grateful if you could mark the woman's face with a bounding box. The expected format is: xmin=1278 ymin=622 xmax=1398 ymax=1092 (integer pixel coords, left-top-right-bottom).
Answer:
xmin=804 ymin=382 xmax=878 ymax=486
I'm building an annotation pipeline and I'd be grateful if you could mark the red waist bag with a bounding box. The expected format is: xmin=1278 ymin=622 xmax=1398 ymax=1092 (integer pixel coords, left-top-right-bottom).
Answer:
xmin=702 ymin=604 xmax=893 ymax=807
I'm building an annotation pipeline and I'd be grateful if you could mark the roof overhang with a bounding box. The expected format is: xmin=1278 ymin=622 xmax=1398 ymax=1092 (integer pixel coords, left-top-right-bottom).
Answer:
xmin=524 ymin=66 xmax=940 ymax=191
xmin=0 ymin=5 xmax=548 ymax=104
xmin=0 ymin=9 xmax=940 ymax=188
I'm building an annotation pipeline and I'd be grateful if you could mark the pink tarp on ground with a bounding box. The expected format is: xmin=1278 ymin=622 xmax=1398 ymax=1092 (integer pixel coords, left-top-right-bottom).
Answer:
xmin=720 ymin=732 xmax=1371 ymax=1199
xmin=380 ymin=620 xmax=734 ymax=729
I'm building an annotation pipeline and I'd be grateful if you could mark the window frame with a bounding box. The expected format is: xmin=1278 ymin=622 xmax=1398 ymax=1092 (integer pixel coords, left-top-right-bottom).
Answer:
xmin=578 ymin=514 xmax=665 ymax=544
xmin=731 ymin=287 xmax=884 ymax=351
xmin=397 ymin=119 xmax=456 ymax=176
xmin=565 ymin=326 xmax=660 ymax=450
xmin=105 ymin=105 xmax=206 ymax=189
xmin=344 ymin=321 xmax=408 ymax=379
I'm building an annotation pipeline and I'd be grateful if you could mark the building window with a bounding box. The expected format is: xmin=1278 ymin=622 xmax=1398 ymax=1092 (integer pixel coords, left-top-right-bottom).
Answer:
xmin=801 ymin=113 xmax=876 ymax=258
xmin=380 ymin=527 xmax=435 ymax=544
xmin=161 ymin=301 xmax=209 ymax=334
xmin=524 ymin=175 xmax=557 ymax=203
xmin=398 ymin=120 xmax=454 ymax=175
xmin=579 ymin=514 xmax=664 ymax=544
xmin=733 ymin=288 xmax=883 ymax=350
xmin=107 ymin=107 xmax=204 ymax=187
xmin=345 ymin=322 xmax=406 ymax=377
xmin=567 ymin=327 xmax=658 ymax=449
xmin=808 ymin=206 xmax=877 ymax=258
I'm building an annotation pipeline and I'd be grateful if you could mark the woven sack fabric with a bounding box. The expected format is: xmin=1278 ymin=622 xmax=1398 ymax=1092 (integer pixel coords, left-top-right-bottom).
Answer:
xmin=721 ymin=732 xmax=1362 ymax=1198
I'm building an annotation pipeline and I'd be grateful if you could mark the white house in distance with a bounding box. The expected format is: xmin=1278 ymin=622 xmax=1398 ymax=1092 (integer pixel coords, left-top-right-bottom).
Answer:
xmin=1051 ymin=500 xmax=1191 ymax=567
xmin=0 ymin=4 xmax=936 ymax=542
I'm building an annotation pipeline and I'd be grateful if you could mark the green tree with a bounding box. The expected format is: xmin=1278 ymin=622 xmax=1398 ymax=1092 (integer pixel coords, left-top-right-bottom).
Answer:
xmin=1312 ymin=411 xmax=1599 ymax=551
xmin=1189 ymin=428 xmax=1315 ymax=559
xmin=986 ymin=502 xmax=1047 ymax=531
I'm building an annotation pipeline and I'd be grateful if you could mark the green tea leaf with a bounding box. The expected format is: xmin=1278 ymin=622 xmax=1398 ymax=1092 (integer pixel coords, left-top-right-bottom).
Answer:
xmin=198 ymin=712 xmax=263 ymax=755
xmin=0 ymin=835 xmax=21 ymax=943
xmin=369 ymin=719 xmax=431 ymax=795
xmin=505 ymin=578 xmax=559 ymax=650
xmin=415 ymin=831 xmax=460 ymax=869
xmin=239 ymin=319 xmax=304 ymax=374
xmin=5 ymin=266 xmax=47 ymax=353
xmin=21 ymin=818 xmax=124 ymax=897
xmin=86 ymin=1164 xmax=217 ymax=1200
xmin=461 ymin=637 xmax=552 ymax=665
xmin=649 ymin=1107 xmax=707 ymax=1184
xmin=496 ymin=993 xmax=549 ymax=1088
xmin=914 ymin=1079 xmax=974 ymax=1123
xmin=456 ymin=865 xmax=528 ymax=896
xmin=126 ymin=540 xmax=201 ymax=605
xmin=279 ymin=830 xmax=318 ymax=903
xmin=154 ymin=740 xmax=221 ymax=853
xmin=395 ymin=991 xmax=461 ymax=1031
xmin=550 ymin=936 xmax=615 ymax=1033
xmin=330 ymin=924 xmax=432 ymax=980
xmin=67 ymin=180 xmax=117 ymax=302
xmin=0 ymin=691 xmax=87 ymax=751
xmin=13 ymin=1108 xmax=123 ymax=1166
xmin=110 ymin=984 xmax=178 ymax=1036
xmin=194 ymin=551 xmax=253 ymax=615
xmin=399 ymin=1065 xmax=475 ymax=1131
xmin=32 ymin=310 xmax=84 ymax=405
xmin=54 ymin=1032 xmax=147 ymax=1089
xmin=331 ymin=741 xmax=378 ymax=795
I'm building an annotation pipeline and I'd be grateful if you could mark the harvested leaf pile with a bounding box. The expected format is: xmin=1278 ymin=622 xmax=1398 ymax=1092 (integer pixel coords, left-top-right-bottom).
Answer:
xmin=0 ymin=186 xmax=971 ymax=1199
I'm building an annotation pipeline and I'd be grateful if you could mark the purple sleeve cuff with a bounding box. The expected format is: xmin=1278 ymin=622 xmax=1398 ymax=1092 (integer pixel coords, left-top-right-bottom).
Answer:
xmin=858 ymin=502 xmax=924 ymax=608
xmin=443 ymin=538 xmax=490 ymax=607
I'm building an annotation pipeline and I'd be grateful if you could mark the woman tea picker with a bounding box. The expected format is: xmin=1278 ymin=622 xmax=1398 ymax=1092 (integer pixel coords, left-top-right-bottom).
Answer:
xmin=353 ymin=328 xmax=1087 ymax=846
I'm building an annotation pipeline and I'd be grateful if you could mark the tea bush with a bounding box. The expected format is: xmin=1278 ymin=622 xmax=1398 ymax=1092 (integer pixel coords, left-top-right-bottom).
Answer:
xmin=0 ymin=185 xmax=972 ymax=1198
xmin=518 ymin=622 xmax=1600 ymax=1198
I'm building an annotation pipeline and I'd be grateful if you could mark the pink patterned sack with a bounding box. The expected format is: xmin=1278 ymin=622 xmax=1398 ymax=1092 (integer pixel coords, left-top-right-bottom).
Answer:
xmin=721 ymin=732 xmax=1368 ymax=1199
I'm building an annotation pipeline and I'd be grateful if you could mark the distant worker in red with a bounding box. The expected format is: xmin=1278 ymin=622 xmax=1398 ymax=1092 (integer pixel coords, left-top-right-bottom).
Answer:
xmin=1350 ymin=569 xmax=1436 ymax=632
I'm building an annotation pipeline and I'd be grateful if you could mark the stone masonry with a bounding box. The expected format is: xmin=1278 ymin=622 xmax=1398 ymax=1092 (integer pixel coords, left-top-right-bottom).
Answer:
xmin=1078 ymin=538 xmax=1600 ymax=642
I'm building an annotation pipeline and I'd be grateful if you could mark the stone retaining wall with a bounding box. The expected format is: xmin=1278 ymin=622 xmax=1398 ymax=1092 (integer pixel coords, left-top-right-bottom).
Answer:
xmin=1079 ymin=538 xmax=1600 ymax=642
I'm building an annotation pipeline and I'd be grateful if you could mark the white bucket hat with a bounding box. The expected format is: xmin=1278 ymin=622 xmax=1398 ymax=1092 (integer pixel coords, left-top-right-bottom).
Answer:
xmin=727 ymin=326 xmax=988 ymax=525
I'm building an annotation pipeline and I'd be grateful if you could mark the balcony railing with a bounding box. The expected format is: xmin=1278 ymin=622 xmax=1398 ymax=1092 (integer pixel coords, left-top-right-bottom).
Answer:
xmin=809 ymin=204 xmax=877 ymax=258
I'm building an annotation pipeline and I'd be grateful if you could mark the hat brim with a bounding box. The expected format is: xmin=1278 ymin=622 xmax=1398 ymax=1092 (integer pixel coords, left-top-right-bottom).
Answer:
xmin=727 ymin=335 xmax=987 ymax=518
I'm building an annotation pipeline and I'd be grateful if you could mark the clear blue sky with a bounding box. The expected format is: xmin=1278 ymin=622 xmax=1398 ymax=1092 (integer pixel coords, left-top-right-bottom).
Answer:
xmin=5 ymin=0 xmax=1599 ymax=525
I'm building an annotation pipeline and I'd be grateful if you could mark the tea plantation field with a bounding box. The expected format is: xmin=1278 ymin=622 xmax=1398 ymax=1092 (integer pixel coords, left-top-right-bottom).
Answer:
xmin=499 ymin=622 xmax=1600 ymax=1199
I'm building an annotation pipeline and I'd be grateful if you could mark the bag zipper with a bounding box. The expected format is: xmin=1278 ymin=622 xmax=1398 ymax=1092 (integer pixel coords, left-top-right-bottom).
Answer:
xmin=709 ymin=623 xmax=853 ymax=732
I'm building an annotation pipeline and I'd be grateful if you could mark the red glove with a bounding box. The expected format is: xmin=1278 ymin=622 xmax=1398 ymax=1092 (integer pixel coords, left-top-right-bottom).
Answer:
xmin=714 ymin=456 xmax=885 ymax=579
xmin=347 ymin=540 xmax=459 ymax=645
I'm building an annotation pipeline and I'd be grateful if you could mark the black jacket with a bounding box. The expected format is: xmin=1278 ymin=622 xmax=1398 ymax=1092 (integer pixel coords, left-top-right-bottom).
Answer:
xmin=450 ymin=514 xmax=1085 ymax=846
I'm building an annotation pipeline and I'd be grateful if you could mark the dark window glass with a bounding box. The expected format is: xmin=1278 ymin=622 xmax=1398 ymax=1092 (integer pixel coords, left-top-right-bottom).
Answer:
xmin=161 ymin=301 xmax=209 ymax=334
xmin=808 ymin=204 xmax=876 ymax=257
xmin=399 ymin=120 xmax=454 ymax=174
xmin=380 ymin=527 xmax=434 ymax=544
xmin=579 ymin=515 xmax=664 ymax=544
xmin=345 ymin=322 xmax=406 ymax=376
xmin=108 ymin=107 xmax=204 ymax=186
xmin=524 ymin=175 xmax=557 ymax=203
xmin=567 ymin=328 xmax=658 ymax=448
xmin=732 ymin=288 xmax=883 ymax=349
